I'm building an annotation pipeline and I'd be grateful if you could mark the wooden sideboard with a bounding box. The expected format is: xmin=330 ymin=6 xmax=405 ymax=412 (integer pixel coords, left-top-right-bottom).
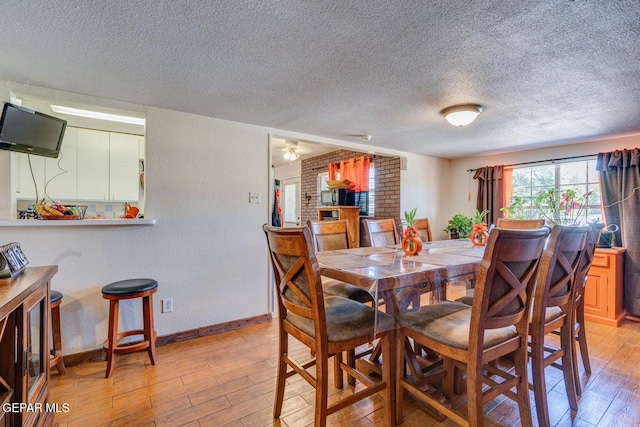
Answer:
xmin=317 ymin=206 xmax=360 ymax=248
xmin=583 ymin=247 xmax=625 ymax=327
xmin=0 ymin=266 xmax=57 ymax=427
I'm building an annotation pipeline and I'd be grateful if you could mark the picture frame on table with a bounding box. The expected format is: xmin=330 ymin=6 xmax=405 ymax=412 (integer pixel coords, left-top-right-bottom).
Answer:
xmin=0 ymin=242 xmax=29 ymax=278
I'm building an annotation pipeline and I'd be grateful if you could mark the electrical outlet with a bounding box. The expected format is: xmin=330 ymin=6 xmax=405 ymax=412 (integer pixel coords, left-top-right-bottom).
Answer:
xmin=162 ymin=298 xmax=173 ymax=313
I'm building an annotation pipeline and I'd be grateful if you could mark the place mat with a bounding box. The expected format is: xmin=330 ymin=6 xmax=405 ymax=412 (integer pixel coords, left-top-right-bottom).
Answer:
xmin=333 ymin=246 xmax=399 ymax=255
xmin=409 ymin=252 xmax=481 ymax=266
xmin=317 ymin=253 xmax=390 ymax=269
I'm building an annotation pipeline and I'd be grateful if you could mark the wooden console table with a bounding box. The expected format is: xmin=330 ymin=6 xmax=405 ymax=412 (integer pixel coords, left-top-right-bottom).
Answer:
xmin=0 ymin=266 xmax=58 ymax=427
xmin=583 ymin=247 xmax=625 ymax=327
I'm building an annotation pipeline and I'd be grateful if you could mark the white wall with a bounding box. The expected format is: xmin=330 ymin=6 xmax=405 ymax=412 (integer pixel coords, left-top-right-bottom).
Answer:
xmin=400 ymin=153 xmax=451 ymax=240
xmin=448 ymin=134 xmax=640 ymax=222
xmin=1 ymin=84 xmax=271 ymax=354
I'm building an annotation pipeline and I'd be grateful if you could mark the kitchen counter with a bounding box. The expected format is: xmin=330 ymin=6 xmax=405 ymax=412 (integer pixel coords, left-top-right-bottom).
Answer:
xmin=0 ymin=218 xmax=156 ymax=227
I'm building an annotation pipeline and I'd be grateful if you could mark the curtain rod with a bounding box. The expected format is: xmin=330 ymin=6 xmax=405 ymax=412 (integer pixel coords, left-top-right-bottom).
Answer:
xmin=311 ymin=155 xmax=377 ymax=171
xmin=466 ymin=153 xmax=597 ymax=172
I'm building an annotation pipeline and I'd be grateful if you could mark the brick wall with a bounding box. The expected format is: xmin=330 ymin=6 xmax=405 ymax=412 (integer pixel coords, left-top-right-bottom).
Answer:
xmin=301 ymin=149 xmax=401 ymax=246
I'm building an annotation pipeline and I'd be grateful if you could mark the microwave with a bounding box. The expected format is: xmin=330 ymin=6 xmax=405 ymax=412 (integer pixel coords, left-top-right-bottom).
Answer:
xmin=320 ymin=189 xmax=355 ymax=206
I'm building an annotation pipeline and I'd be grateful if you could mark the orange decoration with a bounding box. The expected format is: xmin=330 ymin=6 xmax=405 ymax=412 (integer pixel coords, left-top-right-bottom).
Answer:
xmin=402 ymin=227 xmax=423 ymax=255
xmin=471 ymin=223 xmax=489 ymax=246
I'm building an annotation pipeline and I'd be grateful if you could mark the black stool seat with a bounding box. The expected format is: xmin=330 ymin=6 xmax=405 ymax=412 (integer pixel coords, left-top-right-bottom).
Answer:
xmin=102 ymin=278 xmax=158 ymax=296
xmin=51 ymin=289 xmax=63 ymax=303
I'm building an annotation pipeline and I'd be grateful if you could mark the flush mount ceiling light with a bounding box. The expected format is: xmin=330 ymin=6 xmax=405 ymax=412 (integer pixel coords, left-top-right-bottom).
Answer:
xmin=440 ymin=104 xmax=483 ymax=127
xmin=283 ymin=148 xmax=300 ymax=161
xmin=50 ymin=105 xmax=145 ymax=126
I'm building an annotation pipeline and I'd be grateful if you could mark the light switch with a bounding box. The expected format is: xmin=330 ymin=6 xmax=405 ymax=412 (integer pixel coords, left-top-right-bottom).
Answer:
xmin=249 ymin=192 xmax=261 ymax=203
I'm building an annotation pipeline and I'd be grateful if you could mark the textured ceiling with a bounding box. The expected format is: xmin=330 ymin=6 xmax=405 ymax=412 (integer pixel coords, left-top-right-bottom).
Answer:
xmin=1 ymin=1 xmax=639 ymax=159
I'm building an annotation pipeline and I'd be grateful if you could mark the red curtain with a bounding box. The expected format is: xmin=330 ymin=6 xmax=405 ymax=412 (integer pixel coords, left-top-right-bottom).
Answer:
xmin=327 ymin=156 xmax=370 ymax=191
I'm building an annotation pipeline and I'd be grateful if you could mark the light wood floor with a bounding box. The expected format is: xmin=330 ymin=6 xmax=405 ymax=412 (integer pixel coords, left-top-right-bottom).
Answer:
xmin=50 ymin=311 xmax=640 ymax=427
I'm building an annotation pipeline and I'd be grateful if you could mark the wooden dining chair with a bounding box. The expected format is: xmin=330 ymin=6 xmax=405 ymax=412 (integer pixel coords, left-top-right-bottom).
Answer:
xmin=528 ymin=225 xmax=589 ymax=427
xmin=263 ymin=225 xmax=395 ymax=427
xmin=395 ymin=227 xmax=549 ymax=427
xmin=411 ymin=218 xmax=433 ymax=242
xmin=364 ymin=218 xmax=399 ymax=247
xmin=307 ymin=220 xmax=375 ymax=304
xmin=496 ymin=218 xmax=546 ymax=228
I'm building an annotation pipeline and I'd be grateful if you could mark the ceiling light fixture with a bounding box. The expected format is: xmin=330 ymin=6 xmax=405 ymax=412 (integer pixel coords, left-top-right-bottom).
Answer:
xmin=440 ymin=104 xmax=483 ymax=127
xmin=50 ymin=105 xmax=145 ymax=126
xmin=283 ymin=148 xmax=300 ymax=161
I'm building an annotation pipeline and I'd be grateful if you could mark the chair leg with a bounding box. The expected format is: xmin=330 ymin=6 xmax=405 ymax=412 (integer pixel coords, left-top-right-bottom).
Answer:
xmin=395 ymin=330 xmax=406 ymax=425
xmin=513 ymin=348 xmax=534 ymax=427
xmin=346 ymin=349 xmax=356 ymax=386
xmin=576 ymin=299 xmax=591 ymax=375
xmin=531 ymin=334 xmax=551 ymax=427
xmin=315 ymin=348 xmax=329 ymax=427
xmin=273 ymin=328 xmax=288 ymax=419
xmin=380 ymin=330 xmax=395 ymax=426
xmin=143 ymin=295 xmax=156 ymax=365
xmin=333 ymin=352 xmax=344 ymax=388
xmin=466 ymin=361 xmax=484 ymax=427
xmin=560 ymin=324 xmax=579 ymax=417
xmin=50 ymin=302 xmax=66 ymax=375
xmin=105 ymin=300 xmax=119 ymax=379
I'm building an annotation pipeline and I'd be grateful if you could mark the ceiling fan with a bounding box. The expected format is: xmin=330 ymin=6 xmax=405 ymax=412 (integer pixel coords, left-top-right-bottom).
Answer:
xmin=282 ymin=140 xmax=308 ymax=161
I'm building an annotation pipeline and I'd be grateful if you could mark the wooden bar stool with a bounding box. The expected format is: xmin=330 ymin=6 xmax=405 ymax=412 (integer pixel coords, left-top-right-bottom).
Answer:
xmin=101 ymin=278 xmax=158 ymax=378
xmin=49 ymin=290 xmax=66 ymax=375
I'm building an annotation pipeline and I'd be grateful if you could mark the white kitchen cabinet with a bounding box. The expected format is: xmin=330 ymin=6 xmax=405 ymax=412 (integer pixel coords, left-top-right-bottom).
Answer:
xmin=15 ymin=151 xmax=45 ymax=201
xmin=16 ymin=128 xmax=78 ymax=201
xmin=77 ymin=128 xmax=110 ymax=200
xmin=15 ymin=127 xmax=142 ymax=203
xmin=109 ymin=132 xmax=141 ymax=201
xmin=45 ymin=127 xmax=78 ymax=200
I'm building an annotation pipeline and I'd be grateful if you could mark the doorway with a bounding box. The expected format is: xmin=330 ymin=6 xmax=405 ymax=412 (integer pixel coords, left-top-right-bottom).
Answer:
xmin=281 ymin=178 xmax=300 ymax=227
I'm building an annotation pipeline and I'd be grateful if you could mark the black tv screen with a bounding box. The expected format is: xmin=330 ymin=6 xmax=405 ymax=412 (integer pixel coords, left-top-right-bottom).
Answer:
xmin=0 ymin=102 xmax=67 ymax=158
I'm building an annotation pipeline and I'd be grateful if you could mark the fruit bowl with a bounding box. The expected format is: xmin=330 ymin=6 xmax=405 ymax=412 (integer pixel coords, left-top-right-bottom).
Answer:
xmin=35 ymin=205 xmax=88 ymax=220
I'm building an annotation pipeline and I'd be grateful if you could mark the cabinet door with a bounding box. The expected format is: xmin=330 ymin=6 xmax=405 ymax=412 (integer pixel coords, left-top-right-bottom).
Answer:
xmin=583 ymin=267 xmax=608 ymax=318
xmin=109 ymin=133 xmax=140 ymax=201
xmin=77 ymin=129 xmax=110 ymax=200
xmin=16 ymin=153 xmax=45 ymax=201
xmin=45 ymin=127 xmax=78 ymax=201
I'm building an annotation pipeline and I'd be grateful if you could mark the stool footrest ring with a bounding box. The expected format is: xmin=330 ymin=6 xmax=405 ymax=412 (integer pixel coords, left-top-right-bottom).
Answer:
xmin=103 ymin=329 xmax=158 ymax=355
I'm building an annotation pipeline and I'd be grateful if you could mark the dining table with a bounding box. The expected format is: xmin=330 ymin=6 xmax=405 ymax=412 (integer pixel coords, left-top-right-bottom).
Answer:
xmin=316 ymin=238 xmax=487 ymax=383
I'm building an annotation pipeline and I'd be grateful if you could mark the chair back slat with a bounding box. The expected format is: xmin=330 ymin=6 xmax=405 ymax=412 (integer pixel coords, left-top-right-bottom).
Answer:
xmin=264 ymin=225 xmax=324 ymax=323
xmin=364 ymin=218 xmax=399 ymax=246
xmin=471 ymin=227 xmax=549 ymax=331
xmin=533 ymin=225 xmax=589 ymax=314
xmin=412 ymin=218 xmax=433 ymax=242
xmin=574 ymin=226 xmax=600 ymax=296
xmin=497 ymin=218 xmax=546 ymax=229
xmin=307 ymin=219 xmax=351 ymax=251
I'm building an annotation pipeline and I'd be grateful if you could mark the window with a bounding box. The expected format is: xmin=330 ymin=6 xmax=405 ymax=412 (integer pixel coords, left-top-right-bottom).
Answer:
xmin=508 ymin=159 xmax=601 ymax=223
xmin=317 ymin=163 xmax=375 ymax=216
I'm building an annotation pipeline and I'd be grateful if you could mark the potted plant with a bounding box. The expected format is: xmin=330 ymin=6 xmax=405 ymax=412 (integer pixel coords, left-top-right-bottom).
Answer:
xmin=500 ymin=196 xmax=527 ymax=219
xmin=444 ymin=213 xmax=473 ymax=239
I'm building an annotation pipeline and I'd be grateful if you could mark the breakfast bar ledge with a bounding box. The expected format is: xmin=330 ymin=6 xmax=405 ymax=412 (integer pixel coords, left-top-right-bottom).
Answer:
xmin=0 ymin=218 xmax=157 ymax=227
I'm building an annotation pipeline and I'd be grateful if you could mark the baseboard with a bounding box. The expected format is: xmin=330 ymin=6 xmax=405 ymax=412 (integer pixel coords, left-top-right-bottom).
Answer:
xmin=61 ymin=313 xmax=273 ymax=367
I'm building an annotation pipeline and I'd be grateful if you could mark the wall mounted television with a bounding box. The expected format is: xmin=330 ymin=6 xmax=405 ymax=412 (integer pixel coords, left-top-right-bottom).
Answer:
xmin=0 ymin=102 xmax=67 ymax=158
